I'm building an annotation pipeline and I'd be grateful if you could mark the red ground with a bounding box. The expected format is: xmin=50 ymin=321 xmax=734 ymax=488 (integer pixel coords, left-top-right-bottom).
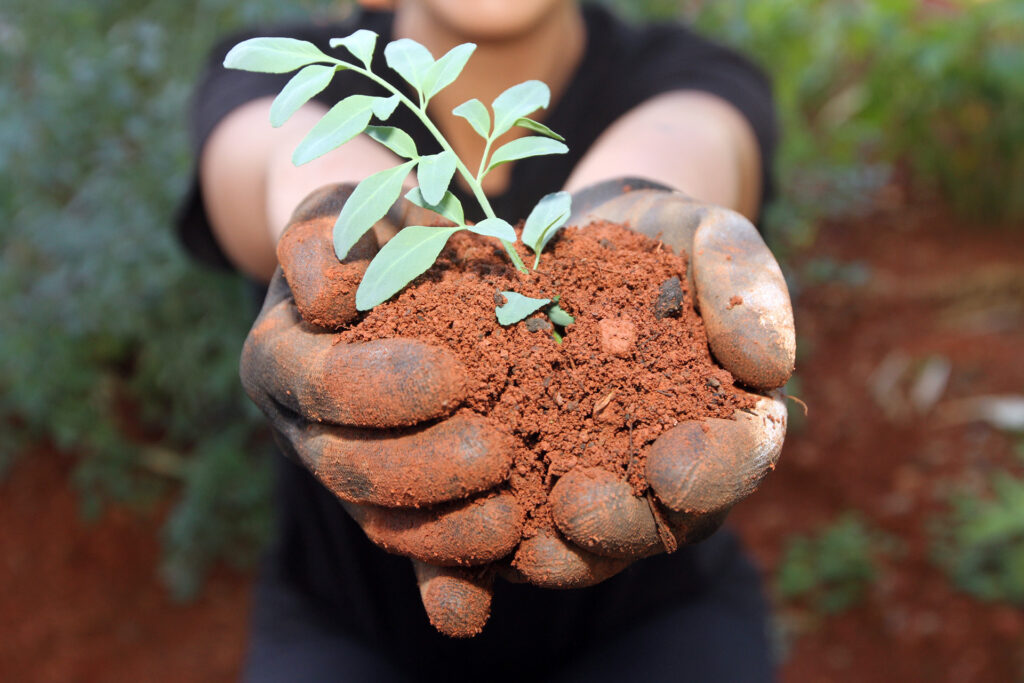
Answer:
xmin=2 ymin=200 xmax=1022 ymax=681
xmin=0 ymin=451 xmax=251 ymax=682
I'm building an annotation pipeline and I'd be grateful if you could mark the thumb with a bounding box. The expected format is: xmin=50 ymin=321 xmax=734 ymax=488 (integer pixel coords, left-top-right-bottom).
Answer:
xmin=412 ymin=561 xmax=494 ymax=638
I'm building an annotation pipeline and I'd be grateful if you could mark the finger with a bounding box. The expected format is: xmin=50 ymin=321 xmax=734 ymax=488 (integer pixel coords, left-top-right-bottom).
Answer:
xmin=298 ymin=414 xmax=512 ymax=507
xmin=646 ymin=391 xmax=787 ymax=515
xmin=691 ymin=207 xmax=795 ymax=390
xmin=343 ymin=491 xmax=522 ymax=566
xmin=277 ymin=184 xmax=378 ymax=329
xmin=550 ymin=468 xmax=662 ymax=559
xmin=568 ymin=177 xmax=684 ymax=223
xmin=240 ymin=298 xmax=466 ymax=427
xmin=512 ymin=530 xmax=630 ymax=588
xmin=568 ymin=186 xmax=703 ymax=276
xmin=412 ymin=561 xmax=493 ymax=638
xmin=663 ymin=507 xmax=730 ymax=545
xmin=259 ymin=268 xmax=293 ymax=315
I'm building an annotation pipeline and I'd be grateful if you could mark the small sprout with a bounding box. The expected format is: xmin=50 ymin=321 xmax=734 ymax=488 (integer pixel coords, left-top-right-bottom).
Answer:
xmin=226 ymin=32 xmax=574 ymax=331
xmin=495 ymin=291 xmax=550 ymax=326
xmin=522 ymin=191 xmax=571 ymax=268
xmin=547 ymin=303 xmax=575 ymax=327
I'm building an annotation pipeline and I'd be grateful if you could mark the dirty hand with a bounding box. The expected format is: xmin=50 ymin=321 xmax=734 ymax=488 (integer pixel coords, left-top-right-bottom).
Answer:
xmin=511 ymin=178 xmax=795 ymax=588
xmin=240 ymin=184 xmax=517 ymax=637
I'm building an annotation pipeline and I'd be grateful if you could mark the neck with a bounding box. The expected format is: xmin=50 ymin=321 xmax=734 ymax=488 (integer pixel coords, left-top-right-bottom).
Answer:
xmin=393 ymin=2 xmax=586 ymax=194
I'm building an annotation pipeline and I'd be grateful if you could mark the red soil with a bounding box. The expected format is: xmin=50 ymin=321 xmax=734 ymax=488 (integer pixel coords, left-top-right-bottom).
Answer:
xmin=337 ymin=221 xmax=752 ymax=540
xmin=0 ymin=450 xmax=251 ymax=682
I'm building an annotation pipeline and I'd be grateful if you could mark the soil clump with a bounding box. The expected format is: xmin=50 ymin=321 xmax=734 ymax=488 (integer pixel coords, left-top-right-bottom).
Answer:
xmin=336 ymin=221 xmax=754 ymax=540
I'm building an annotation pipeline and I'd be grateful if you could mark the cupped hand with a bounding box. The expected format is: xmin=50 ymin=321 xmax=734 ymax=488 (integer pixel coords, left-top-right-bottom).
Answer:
xmin=511 ymin=178 xmax=795 ymax=588
xmin=240 ymin=184 xmax=519 ymax=637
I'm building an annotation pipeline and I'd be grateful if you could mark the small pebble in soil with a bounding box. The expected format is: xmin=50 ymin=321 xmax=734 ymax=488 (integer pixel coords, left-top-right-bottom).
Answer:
xmin=493 ymin=291 xmax=508 ymax=306
xmin=654 ymin=276 xmax=684 ymax=319
xmin=598 ymin=238 xmax=616 ymax=250
xmin=525 ymin=317 xmax=553 ymax=333
xmin=706 ymin=377 xmax=721 ymax=389
xmin=599 ymin=318 xmax=637 ymax=357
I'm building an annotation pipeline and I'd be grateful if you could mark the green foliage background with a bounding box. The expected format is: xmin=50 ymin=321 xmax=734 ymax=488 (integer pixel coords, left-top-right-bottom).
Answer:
xmin=2 ymin=0 xmax=1022 ymax=599
xmin=775 ymin=514 xmax=895 ymax=614
xmin=0 ymin=0 xmax=338 ymax=598
xmin=933 ymin=469 xmax=1024 ymax=604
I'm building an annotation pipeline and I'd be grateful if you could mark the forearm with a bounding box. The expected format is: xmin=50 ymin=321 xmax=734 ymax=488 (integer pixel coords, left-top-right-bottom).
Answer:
xmin=199 ymin=97 xmax=404 ymax=282
xmin=564 ymin=90 xmax=763 ymax=221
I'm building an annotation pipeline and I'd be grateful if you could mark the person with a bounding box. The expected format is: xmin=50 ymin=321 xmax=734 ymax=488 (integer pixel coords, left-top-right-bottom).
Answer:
xmin=177 ymin=0 xmax=792 ymax=680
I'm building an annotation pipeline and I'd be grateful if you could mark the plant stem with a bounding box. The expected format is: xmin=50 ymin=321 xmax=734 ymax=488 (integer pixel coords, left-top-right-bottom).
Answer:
xmin=330 ymin=57 xmax=528 ymax=274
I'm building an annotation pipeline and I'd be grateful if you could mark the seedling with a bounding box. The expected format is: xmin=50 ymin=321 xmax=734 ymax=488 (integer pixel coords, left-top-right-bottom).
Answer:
xmin=224 ymin=31 xmax=575 ymax=331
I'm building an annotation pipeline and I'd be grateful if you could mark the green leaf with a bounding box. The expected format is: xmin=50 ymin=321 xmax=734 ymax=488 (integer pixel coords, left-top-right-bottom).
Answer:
xmin=468 ymin=217 xmax=516 ymax=242
xmin=224 ymin=37 xmax=334 ymax=74
xmin=514 ymin=117 xmax=565 ymax=142
xmin=522 ymin=191 xmax=571 ymax=255
xmin=492 ymin=81 xmax=550 ymax=138
xmin=547 ymin=304 xmax=575 ymax=327
xmin=329 ymin=29 xmax=377 ymax=68
xmin=372 ymin=94 xmax=401 ymax=120
xmin=356 ymin=226 xmax=461 ymax=309
xmin=495 ymin=291 xmax=550 ymax=326
xmin=422 ymin=43 xmax=475 ymax=100
xmin=486 ymin=136 xmax=568 ymax=173
xmin=417 ymin=151 xmax=457 ymax=205
xmin=452 ymin=99 xmax=490 ymax=139
xmin=333 ymin=160 xmax=417 ymax=260
xmin=364 ymin=126 xmax=418 ymax=159
xmin=384 ymin=38 xmax=435 ymax=94
xmin=405 ymin=188 xmax=465 ymax=226
xmin=269 ymin=64 xmax=336 ymax=127
xmin=292 ymin=95 xmax=377 ymax=165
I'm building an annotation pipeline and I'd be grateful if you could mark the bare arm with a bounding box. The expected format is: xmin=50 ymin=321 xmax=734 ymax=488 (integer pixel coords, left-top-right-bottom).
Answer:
xmin=199 ymin=97 xmax=405 ymax=282
xmin=564 ymin=90 xmax=763 ymax=220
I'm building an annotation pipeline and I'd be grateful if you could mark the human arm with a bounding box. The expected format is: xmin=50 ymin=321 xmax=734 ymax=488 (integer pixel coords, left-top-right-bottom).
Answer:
xmin=199 ymin=98 xmax=408 ymax=282
xmin=565 ymin=90 xmax=763 ymax=220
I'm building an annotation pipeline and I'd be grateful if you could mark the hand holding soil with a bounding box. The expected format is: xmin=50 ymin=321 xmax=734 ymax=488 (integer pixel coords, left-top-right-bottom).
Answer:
xmin=241 ymin=180 xmax=795 ymax=637
xmin=241 ymin=185 xmax=521 ymax=638
xmin=513 ymin=179 xmax=792 ymax=583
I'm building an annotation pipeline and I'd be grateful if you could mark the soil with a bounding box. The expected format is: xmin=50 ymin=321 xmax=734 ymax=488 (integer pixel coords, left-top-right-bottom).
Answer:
xmin=336 ymin=221 xmax=754 ymax=540
xmin=4 ymin=200 xmax=1022 ymax=681
xmin=0 ymin=447 xmax=251 ymax=682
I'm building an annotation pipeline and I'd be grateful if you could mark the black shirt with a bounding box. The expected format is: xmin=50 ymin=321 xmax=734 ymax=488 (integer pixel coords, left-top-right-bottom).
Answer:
xmin=178 ymin=6 xmax=777 ymax=678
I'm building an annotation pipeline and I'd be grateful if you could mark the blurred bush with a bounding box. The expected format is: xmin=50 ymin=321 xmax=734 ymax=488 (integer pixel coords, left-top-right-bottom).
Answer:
xmin=691 ymin=0 xmax=1024 ymax=248
xmin=776 ymin=514 xmax=893 ymax=614
xmin=603 ymin=0 xmax=1024 ymax=249
xmin=933 ymin=470 xmax=1024 ymax=604
xmin=0 ymin=0 xmax=336 ymax=597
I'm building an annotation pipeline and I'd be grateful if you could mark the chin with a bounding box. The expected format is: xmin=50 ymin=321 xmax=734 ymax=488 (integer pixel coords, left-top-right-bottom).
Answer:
xmin=416 ymin=0 xmax=570 ymax=41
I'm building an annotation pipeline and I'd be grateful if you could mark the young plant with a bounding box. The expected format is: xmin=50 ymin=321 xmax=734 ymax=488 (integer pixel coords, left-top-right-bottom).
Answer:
xmin=776 ymin=513 xmax=893 ymax=615
xmin=224 ymin=31 xmax=575 ymax=330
